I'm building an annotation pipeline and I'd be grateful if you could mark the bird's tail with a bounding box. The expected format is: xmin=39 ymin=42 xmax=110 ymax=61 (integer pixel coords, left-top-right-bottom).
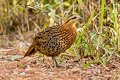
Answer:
xmin=24 ymin=45 xmax=36 ymax=57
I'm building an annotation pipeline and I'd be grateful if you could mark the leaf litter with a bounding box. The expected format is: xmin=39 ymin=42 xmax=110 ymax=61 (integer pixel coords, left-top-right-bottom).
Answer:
xmin=0 ymin=47 xmax=120 ymax=80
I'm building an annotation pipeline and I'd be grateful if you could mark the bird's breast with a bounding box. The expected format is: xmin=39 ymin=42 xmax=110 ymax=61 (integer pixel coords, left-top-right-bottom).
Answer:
xmin=59 ymin=24 xmax=77 ymax=50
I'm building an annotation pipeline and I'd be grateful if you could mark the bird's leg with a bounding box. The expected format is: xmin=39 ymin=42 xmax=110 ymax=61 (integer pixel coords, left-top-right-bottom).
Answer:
xmin=52 ymin=57 xmax=61 ymax=68
xmin=47 ymin=57 xmax=53 ymax=70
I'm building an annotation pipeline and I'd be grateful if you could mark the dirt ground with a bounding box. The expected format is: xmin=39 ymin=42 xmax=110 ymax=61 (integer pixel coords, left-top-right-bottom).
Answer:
xmin=0 ymin=47 xmax=120 ymax=80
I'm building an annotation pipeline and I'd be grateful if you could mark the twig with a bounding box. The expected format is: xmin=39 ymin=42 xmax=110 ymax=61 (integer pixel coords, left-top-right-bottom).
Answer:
xmin=15 ymin=36 xmax=29 ymax=47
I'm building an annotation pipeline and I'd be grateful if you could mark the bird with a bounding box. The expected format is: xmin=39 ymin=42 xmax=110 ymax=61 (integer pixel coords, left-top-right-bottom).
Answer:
xmin=24 ymin=15 xmax=82 ymax=67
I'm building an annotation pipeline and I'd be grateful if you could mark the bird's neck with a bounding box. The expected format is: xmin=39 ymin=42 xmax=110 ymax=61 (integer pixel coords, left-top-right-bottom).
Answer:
xmin=60 ymin=21 xmax=77 ymax=39
xmin=61 ymin=21 xmax=77 ymax=30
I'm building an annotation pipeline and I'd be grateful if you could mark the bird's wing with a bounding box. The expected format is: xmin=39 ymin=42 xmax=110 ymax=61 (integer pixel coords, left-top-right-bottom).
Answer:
xmin=33 ymin=25 xmax=60 ymax=43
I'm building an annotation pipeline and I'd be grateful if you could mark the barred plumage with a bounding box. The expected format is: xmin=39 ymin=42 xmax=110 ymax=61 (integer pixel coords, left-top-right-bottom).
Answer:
xmin=24 ymin=15 xmax=82 ymax=67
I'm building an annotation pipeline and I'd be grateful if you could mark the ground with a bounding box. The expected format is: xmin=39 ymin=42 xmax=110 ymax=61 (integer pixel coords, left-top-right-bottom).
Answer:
xmin=0 ymin=47 xmax=120 ymax=80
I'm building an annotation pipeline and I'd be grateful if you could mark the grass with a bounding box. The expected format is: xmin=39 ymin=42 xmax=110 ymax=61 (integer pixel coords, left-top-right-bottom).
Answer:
xmin=98 ymin=0 xmax=104 ymax=45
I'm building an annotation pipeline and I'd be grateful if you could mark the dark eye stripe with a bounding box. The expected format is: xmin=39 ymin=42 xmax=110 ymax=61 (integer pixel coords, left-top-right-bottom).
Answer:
xmin=66 ymin=16 xmax=77 ymax=23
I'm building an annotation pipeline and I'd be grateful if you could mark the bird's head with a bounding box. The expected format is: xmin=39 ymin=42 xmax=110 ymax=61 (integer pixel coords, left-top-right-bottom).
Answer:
xmin=61 ymin=14 xmax=83 ymax=30
xmin=65 ymin=14 xmax=83 ymax=24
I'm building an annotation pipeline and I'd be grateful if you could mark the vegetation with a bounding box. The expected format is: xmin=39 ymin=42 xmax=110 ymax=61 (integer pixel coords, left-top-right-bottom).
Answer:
xmin=0 ymin=0 xmax=120 ymax=79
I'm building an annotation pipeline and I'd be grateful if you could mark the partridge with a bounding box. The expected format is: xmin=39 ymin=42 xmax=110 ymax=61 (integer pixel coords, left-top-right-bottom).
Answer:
xmin=24 ymin=15 xmax=82 ymax=67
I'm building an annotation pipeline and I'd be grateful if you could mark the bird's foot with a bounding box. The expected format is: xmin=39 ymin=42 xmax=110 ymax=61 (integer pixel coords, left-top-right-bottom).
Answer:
xmin=55 ymin=64 xmax=64 ymax=68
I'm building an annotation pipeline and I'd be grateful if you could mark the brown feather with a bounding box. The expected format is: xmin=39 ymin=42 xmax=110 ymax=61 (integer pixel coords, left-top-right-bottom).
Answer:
xmin=24 ymin=45 xmax=36 ymax=57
